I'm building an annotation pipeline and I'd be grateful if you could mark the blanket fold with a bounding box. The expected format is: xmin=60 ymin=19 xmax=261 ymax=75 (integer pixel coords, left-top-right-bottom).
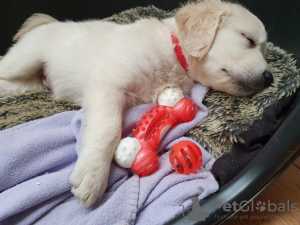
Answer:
xmin=0 ymin=84 xmax=219 ymax=225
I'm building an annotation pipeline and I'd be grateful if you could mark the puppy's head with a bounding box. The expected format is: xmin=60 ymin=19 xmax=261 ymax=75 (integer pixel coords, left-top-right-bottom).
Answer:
xmin=175 ymin=0 xmax=272 ymax=96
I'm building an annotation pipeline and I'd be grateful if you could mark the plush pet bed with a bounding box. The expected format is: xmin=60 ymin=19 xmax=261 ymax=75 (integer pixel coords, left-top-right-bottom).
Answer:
xmin=0 ymin=6 xmax=299 ymax=159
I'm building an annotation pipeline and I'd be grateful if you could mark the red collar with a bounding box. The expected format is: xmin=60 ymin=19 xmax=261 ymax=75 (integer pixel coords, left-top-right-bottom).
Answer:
xmin=171 ymin=32 xmax=188 ymax=72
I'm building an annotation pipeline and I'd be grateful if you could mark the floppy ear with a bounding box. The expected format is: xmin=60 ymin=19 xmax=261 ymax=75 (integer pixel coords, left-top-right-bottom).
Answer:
xmin=175 ymin=0 xmax=227 ymax=59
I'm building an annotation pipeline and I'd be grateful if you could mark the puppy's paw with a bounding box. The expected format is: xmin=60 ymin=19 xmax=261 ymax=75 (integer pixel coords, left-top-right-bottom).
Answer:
xmin=69 ymin=162 xmax=109 ymax=207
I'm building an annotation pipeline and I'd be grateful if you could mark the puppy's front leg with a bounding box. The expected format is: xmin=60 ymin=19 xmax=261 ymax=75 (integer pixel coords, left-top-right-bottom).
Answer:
xmin=70 ymin=83 xmax=125 ymax=207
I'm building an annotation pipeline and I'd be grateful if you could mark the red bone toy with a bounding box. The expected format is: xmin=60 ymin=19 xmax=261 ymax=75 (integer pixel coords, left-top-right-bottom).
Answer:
xmin=132 ymin=98 xmax=196 ymax=176
xmin=114 ymin=92 xmax=197 ymax=176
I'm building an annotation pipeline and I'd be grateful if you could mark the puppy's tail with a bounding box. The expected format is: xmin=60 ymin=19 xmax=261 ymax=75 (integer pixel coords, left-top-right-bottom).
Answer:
xmin=13 ymin=13 xmax=58 ymax=41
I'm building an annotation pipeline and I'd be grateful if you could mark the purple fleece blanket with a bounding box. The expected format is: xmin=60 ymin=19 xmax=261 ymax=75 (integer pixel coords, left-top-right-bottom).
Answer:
xmin=0 ymin=84 xmax=219 ymax=225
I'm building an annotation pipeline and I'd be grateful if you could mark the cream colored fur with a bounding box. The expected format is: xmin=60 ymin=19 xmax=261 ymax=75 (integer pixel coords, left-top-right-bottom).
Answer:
xmin=0 ymin=0 xmax=270 ymax=206
xmin=13 ymin=13 xmax=58 ymax=41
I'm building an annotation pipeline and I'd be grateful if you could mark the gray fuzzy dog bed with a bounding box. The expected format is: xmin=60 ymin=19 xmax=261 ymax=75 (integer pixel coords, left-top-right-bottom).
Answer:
xmin=0 ymin=6 xmax=299 ymax=158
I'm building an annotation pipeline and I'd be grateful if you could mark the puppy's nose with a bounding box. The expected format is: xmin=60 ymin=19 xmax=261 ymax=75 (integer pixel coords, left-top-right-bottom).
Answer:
xmin=262 ymin=70 xmax=273 ymax=88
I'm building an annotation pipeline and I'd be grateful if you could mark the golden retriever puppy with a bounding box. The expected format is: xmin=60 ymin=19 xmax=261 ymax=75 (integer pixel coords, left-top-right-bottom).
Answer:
xmin=0 ymin=0 xmax=272 ymax=206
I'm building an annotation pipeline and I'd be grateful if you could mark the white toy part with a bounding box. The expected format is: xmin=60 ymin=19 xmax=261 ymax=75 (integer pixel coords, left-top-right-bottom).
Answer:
xmin=157 ymin=87 xmax=184 ymax=107
xmin=114 ymin=137 xmax=141 ymax=168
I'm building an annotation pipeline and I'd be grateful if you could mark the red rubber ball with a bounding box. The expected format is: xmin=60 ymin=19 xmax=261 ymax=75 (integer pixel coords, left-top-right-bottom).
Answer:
xmin=169 ymin=141 xmax=203 ymax=175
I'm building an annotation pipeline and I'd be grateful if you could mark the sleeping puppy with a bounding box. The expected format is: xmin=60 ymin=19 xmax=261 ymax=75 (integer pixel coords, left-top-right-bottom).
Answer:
xmin=0 ymin=0 xmax=272 ymax=206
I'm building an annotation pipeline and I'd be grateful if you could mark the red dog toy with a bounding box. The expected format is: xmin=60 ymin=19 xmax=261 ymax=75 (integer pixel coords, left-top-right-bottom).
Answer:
xmin=169 ymin=141 xmax=203 ymax=174
xmin=114 ymin=97 xmax=196 ymax=176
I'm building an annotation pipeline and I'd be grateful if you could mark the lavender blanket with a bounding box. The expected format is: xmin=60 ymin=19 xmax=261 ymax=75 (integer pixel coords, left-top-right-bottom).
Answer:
xmin=0 ymin=84 xmax=218 ymax=225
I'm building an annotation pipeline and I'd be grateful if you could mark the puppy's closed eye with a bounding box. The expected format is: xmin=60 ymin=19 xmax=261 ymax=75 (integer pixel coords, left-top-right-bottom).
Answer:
xmin=242 ymin=33 xmax=255 ymax=48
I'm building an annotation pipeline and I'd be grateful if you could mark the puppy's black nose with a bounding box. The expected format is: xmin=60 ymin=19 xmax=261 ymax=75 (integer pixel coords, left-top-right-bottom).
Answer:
xmin=262 ymin=70 xmax=273 ymax=88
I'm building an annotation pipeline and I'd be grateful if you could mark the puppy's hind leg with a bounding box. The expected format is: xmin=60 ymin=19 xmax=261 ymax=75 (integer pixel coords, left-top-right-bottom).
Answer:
xmin=0 ymin=78 xmax=45 ymax=97
xmin=0 ymin=46 xmax=45 ymax=97
xmin=0 ymin=34 xmax=46 ymax=96
xmin=0 ymin=14 xmax=57 ymax=96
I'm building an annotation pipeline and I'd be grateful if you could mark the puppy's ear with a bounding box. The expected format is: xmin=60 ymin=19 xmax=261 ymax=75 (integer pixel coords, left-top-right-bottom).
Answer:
xmin=175 ymin=0 xmax=227 ymax=59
